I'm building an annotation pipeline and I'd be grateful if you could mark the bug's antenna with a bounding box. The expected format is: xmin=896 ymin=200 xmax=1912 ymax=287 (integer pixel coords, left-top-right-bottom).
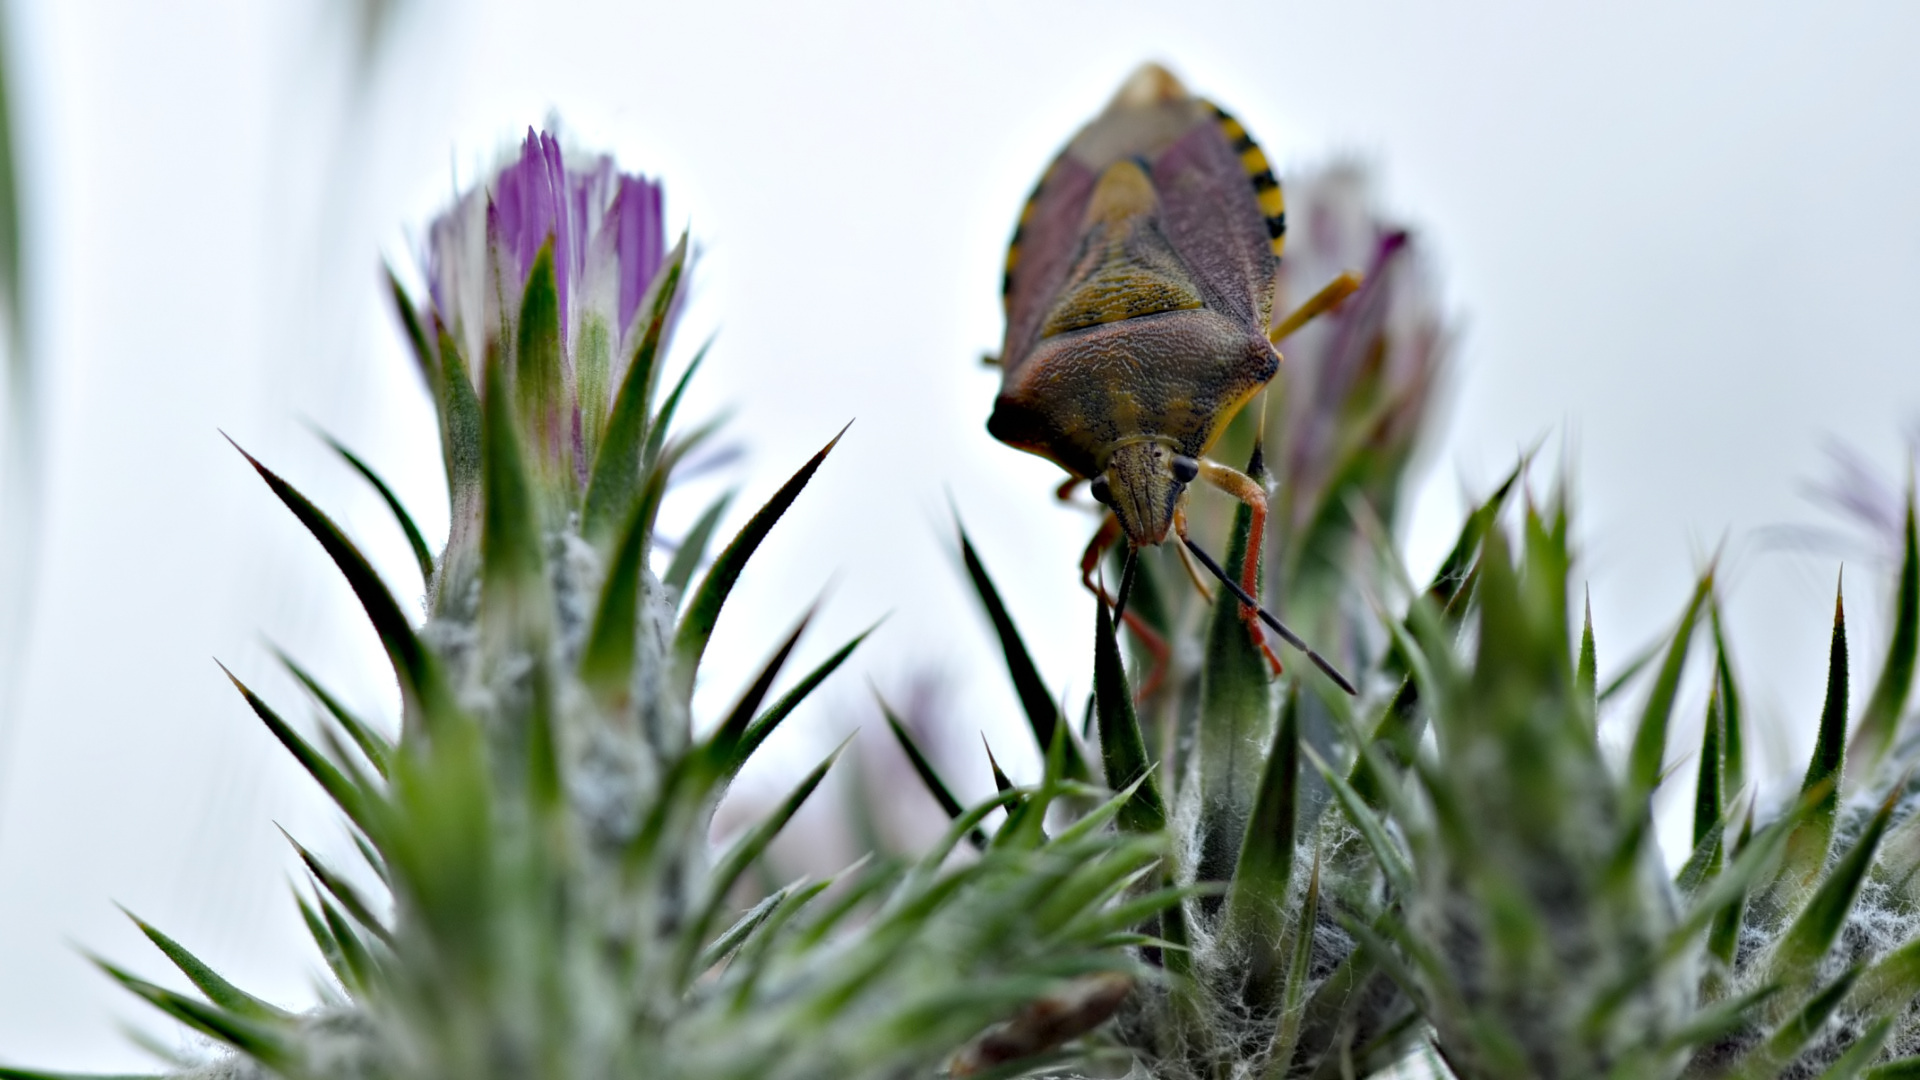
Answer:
xmin=1112 ymin=547 xmax=1140 ymax=625
xmin=1180 ymin=536 xmax=1357 ymax=696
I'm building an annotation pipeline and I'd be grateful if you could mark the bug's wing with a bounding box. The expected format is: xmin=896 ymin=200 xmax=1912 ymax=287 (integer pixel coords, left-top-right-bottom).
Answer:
xmin=1146 ymin=107 xmax=1283 ymax=338
xmin=998 ymin=155 xmax=1097 ymax=383
xmin=998 ymin=66 xmax=1202 ymax=382
xmin=998 ymin=66 xmax=1280 ymax=378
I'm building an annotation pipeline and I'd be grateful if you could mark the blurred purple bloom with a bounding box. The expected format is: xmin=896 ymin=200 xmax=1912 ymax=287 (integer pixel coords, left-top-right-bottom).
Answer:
xmin=1262 ymin=161 xmax=1448 ymax=576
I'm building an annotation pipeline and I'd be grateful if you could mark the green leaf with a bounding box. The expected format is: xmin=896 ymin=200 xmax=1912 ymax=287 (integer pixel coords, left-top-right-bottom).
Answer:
xmin=641 ymin=343 xmax=706 ymax=480
xmin=1262 ymin=850 xmax=1321 ymax=1078
xmin=1426 ymin=460 xmax=1521 ymax=608
xmin=1578 ymin=588 xmax=1598 ymax=716
xmin=722 ymin=877 xmax=835 ymax=995
xmin=228 ymin=439 xmax=451 ymax=726
xmin=1707 ymin=806 xmax=1757 ymax=969
xmin=1818 ymin=1018 xmax=1894 ymax=1080
xmin=731 ymin=624 xmax=876 ymax=774
xmin=1712 ymin=602 xmax=1747 ymax=800
xmin=1739 ymin=967 xmax=1861 ymax=1080
xmin=1693 ymin=683 xmax=1725 ymax=851
xmin=1093 ymin=597 xmax=1166 ymax=835
xmin=705 ymin=607 xmax=816 ymax=773
xmin=93 ymin=957 xmax=290 ymax=1064
xmin=1598 ymin=641 xmax=1662 ymax=704
xmin=673 ymin=427 xmax=845 ymax=701
xmin=1859 ymin=933 xmax=1920 ymax=1014
xmin=319 ymin=431 xmax=435 ymax=586
xmin=574 ymin=314 xmax=614 ymax=469
xmin=983 ymin=735 xmax=1015 ymax=794
xmin=1224 ymin=683 xmax=1300 ymax=956
xmin=512 ymin=238 xmax=569 ymax=484
xmin=880 ymin=695 xmax=986 ymax=849
xmin=1309 ymin=744 xmax=1413 ymax=900
xmin=1196 ymin=452 xmax=1274 ymax=872
xmin=1865 ymin=1058 xmax=1920 ymax=1079
xmin=1773 ymin=784 xmax=1897 ymax=978
xmin=583 ymin=234 xmax=687 ymax=544
xmin=664 ymin=488 xmax=735 ymax=603
xmin=1674 ymin=818 xmax=1725 ymax=899
xmin=318 ymin=896 xmax=377 ymax=993
xmin=678 ymin=739 xmax=848 ymax=987
xmin=384 ymin=264 xmax=436 ymax=388
xmin=698 ymin=884 xmax=792 ymax=974
xmin=1627 ymin=571 xmax=1713 ymax=799
xmin=480 ymin=329 xmax=551 ymax=631
xmin=1789 ymin=576 xmax=1850 ymax=881
xmin=434 ymin=327 xmax=483 ymax=581
xmin=279 ymin=827 xmax=392 ymax=946
xmin=276 ymin=649 xmax=391 ymax=779
xmin=1855 ymin=485 xmax=1918 ymax=774
xmin=119 ymin=908 xmax=285 ymax=1020
xmin=219 ymin=664 xmax=371 ymax=834
xmin=578 ymin=488 xmax=656 ymax=705
xmin=295 ymin=890 xmax=348 ymax=989
xmin=958 ymin=523 xmax=1085 ymax=778
xmin=1658 ymin=980 xmax=1780 ymax=1053
xmin=1353 ymin=595 xmax=1450 ymax=809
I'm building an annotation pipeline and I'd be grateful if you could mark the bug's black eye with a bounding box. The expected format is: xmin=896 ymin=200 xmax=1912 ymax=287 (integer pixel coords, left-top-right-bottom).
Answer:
xmin=1089 ymin=475 xmax=1112 ymax=505
xmin=1171 ymin=455 xmax=1200 ymax=484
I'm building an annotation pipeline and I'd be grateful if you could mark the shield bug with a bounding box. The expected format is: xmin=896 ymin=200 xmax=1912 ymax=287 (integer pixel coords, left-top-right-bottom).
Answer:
xmin=987 ymin=62 xmax=1359 ymax=693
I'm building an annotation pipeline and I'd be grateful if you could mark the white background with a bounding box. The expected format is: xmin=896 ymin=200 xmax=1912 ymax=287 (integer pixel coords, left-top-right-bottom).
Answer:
xmin=0 ymin=1 xmax=1917 ymax=1068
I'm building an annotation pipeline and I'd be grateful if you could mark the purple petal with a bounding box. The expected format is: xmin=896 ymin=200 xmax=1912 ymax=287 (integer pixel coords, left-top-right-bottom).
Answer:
xmin=490 ymin=129 xmax=573 ymax=337
xmin=538 ymin=131 xmax=571 ymax=338
xmin=615 ymin=174 xmax=665 ymax=334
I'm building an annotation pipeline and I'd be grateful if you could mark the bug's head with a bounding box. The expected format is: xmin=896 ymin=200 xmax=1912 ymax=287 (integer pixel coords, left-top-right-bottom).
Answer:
xmin=1092 ymin=439 xmax=1198 ymax=549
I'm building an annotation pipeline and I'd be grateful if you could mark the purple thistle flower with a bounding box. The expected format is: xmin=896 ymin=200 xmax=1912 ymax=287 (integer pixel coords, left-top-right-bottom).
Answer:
xmin=423 ymin=127 xmax=672 ymax=489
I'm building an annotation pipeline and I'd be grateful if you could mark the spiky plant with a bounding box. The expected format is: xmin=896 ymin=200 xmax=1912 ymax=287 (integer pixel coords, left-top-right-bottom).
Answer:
xmin=1673 ymin=486 xmax=1920 ymax=1078
xmin=0 ymin=129 xmax=1171 ymax=1080
xmin=1330 ymin=471 xmax=1920 ymax=1080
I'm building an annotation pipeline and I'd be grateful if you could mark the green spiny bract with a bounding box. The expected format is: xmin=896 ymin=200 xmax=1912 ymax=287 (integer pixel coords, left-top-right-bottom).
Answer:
xmin=0 ymin=131 xmax=1164 ymax=1080
xmin=1676 ymin=485 xmax=1920 ymax=1079
xmin=1352 ymin=475 xmax=1920 ymax=1080
xmin=1368 ymin=492 xmax=1695 ymax=1078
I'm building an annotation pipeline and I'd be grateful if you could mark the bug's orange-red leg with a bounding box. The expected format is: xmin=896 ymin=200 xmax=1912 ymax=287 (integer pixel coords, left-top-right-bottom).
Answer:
xmin=1079 ymin=514 xmax=1170 ymax=700
xmin=1055 ymin=476 xmax=1084 ymax=502
xmin=1197 ymin=459 xmax=1284 ymax=676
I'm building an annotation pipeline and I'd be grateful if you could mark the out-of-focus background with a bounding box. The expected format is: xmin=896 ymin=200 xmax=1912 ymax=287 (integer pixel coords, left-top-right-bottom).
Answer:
xmin=0 ymin=0 xmax=1916 ymax=1068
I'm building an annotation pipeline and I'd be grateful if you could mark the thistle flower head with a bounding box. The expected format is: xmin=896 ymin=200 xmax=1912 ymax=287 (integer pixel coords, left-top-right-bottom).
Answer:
xmin=422 ymin=127 xmax=676 ymax=497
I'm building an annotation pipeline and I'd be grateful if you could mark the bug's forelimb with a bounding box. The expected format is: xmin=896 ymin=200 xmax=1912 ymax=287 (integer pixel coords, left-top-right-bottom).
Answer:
xmin=1170 ymin=500 xmax=1215 ymax=601
xmin=1268 ymin=270 xmax=1363 ymax=345
xmin=1198 ymin=459 xmax=1285 ymax=677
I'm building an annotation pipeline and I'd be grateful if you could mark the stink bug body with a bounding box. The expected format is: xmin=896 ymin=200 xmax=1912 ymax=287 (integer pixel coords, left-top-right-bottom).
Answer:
xmin=988 ymin=63 xmax=1358 ymax=692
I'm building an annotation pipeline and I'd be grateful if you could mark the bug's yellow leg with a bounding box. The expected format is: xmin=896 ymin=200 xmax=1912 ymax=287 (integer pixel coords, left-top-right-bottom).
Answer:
xmin=1269 ymin=271 xmax=1363 ymax=345
xmin=1170 ymin=499 xmax=1215 ymax=601
xmin=1079 ymin=514 xmax=1171 ymax=700
xmin=1199 ymin=459 xmax=1284 ymax=676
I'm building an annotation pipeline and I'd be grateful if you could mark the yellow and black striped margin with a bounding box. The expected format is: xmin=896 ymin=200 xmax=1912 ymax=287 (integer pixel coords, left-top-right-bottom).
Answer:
xmin=1206 ymin=101 xmax=1285 ymax=258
